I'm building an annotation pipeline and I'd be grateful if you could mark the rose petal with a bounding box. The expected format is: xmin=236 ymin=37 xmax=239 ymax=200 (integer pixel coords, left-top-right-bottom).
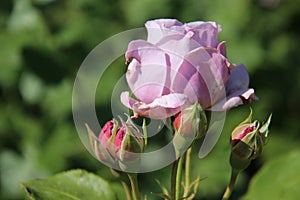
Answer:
xmin=156 ymin=33 xmax=201 ymax=56
xmin=126 ymin=40 xmax=164 ymax=63
xmin=185 ymin=21 xmax=221 ymax=33
xmin=184 ymin=21 xmax=221 ymax=48
xmin=227 ymin=64 xmax=249 ymax=88
xmin=210 ymin=64 xmax=258 ymax=111
xmin=145 ymin=93 xmax=187 ymax=108
xmin=145 ymin=19 xmax=183 ymax=44
xmin=125 ymin=40 xmax=170 ymax=103
xmin=175 ymin=47 xmax=230 ymax=108
xmin=217 ymin=41 xmax=227 ymax=57
xmin=121 ymin=92 xmax=188 ymax=119
xmin=135 ymin=93 xmax=187 ymax=119
xmin=223 ymin=88 xmax=257 ymax=110
xmin=120 ymin=91 xmax=138 ymax=109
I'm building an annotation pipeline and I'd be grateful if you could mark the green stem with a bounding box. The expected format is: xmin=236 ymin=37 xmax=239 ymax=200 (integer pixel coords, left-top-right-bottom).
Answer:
xmin=183 ymin=147 xmax=192 ymax=197
xmin=171 ymin=155 xmax=184 ymax=200
xmin=122 ymin=181 xmax=132 ymax=200
xmin=128 ymin=173 xmax=140 ymax=200
xmin=176 ymin=155 xmax=184 ymax=199
xmin=222 ymin=169 xmax=239 ymax=200
xmin=171 ymin=159 xmax=179 ymax=200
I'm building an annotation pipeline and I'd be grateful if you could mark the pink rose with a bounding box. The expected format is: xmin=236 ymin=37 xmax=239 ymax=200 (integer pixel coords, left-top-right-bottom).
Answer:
xmin=121 ymin=19 xmax=257 ymax=119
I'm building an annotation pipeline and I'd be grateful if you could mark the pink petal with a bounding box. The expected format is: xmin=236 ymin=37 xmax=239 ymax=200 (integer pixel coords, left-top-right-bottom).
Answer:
xmin=121 ymin=92 xmax=188 ymax=119
xmin=176 ymin=47 xmax=230 ymax=108
xmin=217 ymin=41 xmax=227 ymax=57
xmin=184 ymin=21 xmax=221 ymax=48
xmin=120 ymin=91 xmax=138 ymax=109
xmin=145 ymin=19 xmax=183 ymax=44
xmin=125 ymin=40 xmax=170 ymax=103
xmin=156 ymin=32 xmax=201 ymax=56
xmin=126 ymin=40 xmax=163 ymax=63
xmin=222 ymin=88 xmax=257 ymax=110
xmin=145 ymin=93 xmax=187 ymax=108
xmin=225 ymin=64 xmax=250 ymax=94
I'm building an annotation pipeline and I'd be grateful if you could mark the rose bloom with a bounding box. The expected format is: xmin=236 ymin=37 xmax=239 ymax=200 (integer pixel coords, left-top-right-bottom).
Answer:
xmin=121 ymin=19 xmax=257 ymax=119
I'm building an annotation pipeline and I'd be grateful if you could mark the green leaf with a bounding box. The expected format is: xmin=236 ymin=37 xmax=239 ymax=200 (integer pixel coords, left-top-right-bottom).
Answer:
xmin=110 ymin=182 xmax=128 ymax=200
xmin=22 ymin=169 xmax=117 ymax=200
xmin=242 ymin=149 xmax=300 ymax=200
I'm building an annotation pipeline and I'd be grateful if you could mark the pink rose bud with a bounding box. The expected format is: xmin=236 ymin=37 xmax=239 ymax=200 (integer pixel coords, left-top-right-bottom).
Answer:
xmin=173 ymin=112 xmax=182 ymax=132
xmin=114 ymin=126 xmax=126 ymax=149
xmin=230 ymin=110 xmax=272 ymax=171
xmin=98 ymin=120 xmax=117 ymax=149
xmin=173 ymin=101 xmax=207 ymax=138
xmin=86 ymin=121 xmax=118 ymax=164
xmin=86 ymin=116 xmax=146 ymax=170
xmin=115 ymin=117 xmax=145 ymax=164
xmin=173 ymin=102 xmax=207 ymax=157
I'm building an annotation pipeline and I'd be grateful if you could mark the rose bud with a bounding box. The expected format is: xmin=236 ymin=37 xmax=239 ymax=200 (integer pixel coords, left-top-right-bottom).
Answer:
xmin=98 ymin=120 xmax=118 ymax=149
xmin=115 ymin=117 xmax=145 ymax=162
xmin=230 ymin=110 xmax=272 ymax=171
xmin=172 ymin=102 xmax=207 ymax=157
xmin=115 ymin=116 xmax=146 ymax=171
xmin=173 ymin=101 xmax=207 ymax=138
xmin=86 ymin=121 xmax=118 ymax=164
xmin=86 ymin=116 xmax=146 ymax=171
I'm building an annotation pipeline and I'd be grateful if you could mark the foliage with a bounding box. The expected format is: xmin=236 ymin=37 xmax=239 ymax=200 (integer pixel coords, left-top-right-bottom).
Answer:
xmin=1 ymin=0 xmax=300 ymax=199
xmin=22 ymin=169 xmax=124 ymax=200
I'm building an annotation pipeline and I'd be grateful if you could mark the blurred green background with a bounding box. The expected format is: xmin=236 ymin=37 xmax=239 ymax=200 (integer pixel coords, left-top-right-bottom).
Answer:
xmin=1 ymin=0 xmax=300 ymax=199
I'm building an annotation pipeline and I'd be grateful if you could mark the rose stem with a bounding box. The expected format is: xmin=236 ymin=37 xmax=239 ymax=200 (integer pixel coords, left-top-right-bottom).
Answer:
xmin=171 ymin=154 xmax=184 ymax=200
xmin=128 ymin=173 xmax=140 ymax=200
xmin=183 ymin=146 xmax=192 ymax=197
xmin=222 ymin=169 xmax=239 ymax=200
xmin=122 ymin=181 xmax=132 ymax=200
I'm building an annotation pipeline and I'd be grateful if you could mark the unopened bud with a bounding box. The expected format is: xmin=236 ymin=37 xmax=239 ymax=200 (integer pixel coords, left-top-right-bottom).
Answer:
xmin=173 ymin=101 xmax=207 ymax=138
xmin=86 ymin=121 xmax=117 ymax=164
xmin=230 ymin=109 xmax=272 ymax=171
xmin=98 ymin=120 xmax=118 ymax=149
xmin=86 ymin=115 xmax=146 ymax=171
xmin=116 ymin=117 xmax=145 ymax=163
xmin=173 ymin=102 xmax=207 ymax=157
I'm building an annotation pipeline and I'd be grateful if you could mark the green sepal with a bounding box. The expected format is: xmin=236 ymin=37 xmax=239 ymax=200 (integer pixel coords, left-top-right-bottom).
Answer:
xmin=173 ymin=130 xmax=194 ymax=159
xmin=117 ymin=116 xmax=145 ymax=171
xmin=176 ymin=101 xmax=207 ymax=139
xmin=177 ymin=101 xmax=200 ymax=137
xmin=196 ymin=103 xmax=207 ymax=139
xmin=259 ymin=113 xmax=272 ymax=144
xmin=230 ymin=152 xmax=251 ymax=171
xmin=238 ymin=107 xmax=253 ymax=126
xmin=85 ymin=123 xmax=117 ymax=164
xmin=142 ymin=118 xmax=147 ymax=150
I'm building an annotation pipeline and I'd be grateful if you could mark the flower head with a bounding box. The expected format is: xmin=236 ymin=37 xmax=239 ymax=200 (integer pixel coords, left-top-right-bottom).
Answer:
xmin=121 ymin=19 xmax=257 ymax=119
